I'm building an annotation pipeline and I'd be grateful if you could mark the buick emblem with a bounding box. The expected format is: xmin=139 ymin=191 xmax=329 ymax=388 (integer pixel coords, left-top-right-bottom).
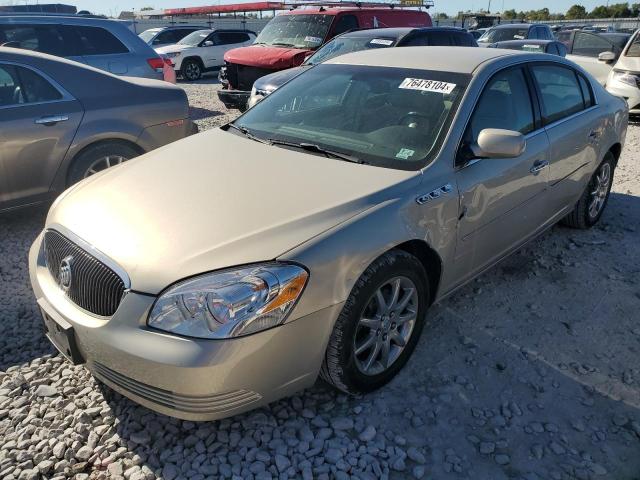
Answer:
xmin=59 ymin=256 xmax=73 ymax=291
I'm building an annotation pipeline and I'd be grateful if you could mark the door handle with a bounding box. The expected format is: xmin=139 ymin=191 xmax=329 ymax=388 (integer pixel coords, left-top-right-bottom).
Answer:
xmin=35 ymin=115 xmax=69 ymax=126
xmin=530 ymin=159 xmax=549 ymax=175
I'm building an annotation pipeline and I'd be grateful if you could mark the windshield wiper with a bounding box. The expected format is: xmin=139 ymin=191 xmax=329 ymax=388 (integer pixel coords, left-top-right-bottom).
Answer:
xmin=268 ymin=139 xmax=368 ymax=164
xmin=224 ymin=123 xmax=271 ymax=145
xmin=270 ymin=42 xmax=297 ymax=47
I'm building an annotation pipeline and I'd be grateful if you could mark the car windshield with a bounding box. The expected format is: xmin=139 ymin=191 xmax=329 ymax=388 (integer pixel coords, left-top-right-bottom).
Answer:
xmin=627 ymin=31 xmax=640 ymax=57
xmin=233 ymin=64 xmax=468 ymax=170
xmin=139 ymin=30 xmax=159 ymax=43
xmin=479 ymin=27 xmax=530 ymax=43
xmin=178 ymin=29 xmax=212 ymax=46
xmin=305 ymin=35 xmax=397 ymax=65
xmin=254 ymin=14 xmax=333 ymax=48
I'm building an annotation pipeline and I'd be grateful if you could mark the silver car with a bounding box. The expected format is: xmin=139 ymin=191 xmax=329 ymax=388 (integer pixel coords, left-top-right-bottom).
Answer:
xmin=138 ymin=25 xmax=206 ymax=49
xmin=0 ymin=47 xmax=195 ymax=212
xmin=29 ymin=47 xmax=627 ymax=420
xmin=0 ymin=15 xmax=165 ymax=80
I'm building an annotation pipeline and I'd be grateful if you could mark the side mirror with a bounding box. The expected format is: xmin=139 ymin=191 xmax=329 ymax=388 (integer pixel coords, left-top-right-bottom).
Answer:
xmin=472 ymin=129 xmax=526 ymax=158
xmin=598 ymin=51 xmax=616 ymax=63
xmin=203 ymin=40 xmax=214 ymax=47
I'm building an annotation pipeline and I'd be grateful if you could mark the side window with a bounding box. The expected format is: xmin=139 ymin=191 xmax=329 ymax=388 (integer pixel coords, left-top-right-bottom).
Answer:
xmin=453 ymin=34 xmax=474 ymax=47
xmin=152 ymin=30 xmax=175 ymax=45
xmin=577 ymin=73 xmax=595 ymax=108
xmin=0 ymin=64 xmax=21 ymax=106
xmin=529 ymin=28 xmax=538 ymax=40
xmin=532 ymin=65 xmax=585 ymax=123
xmin=468 ymin=67 xmax=535 ymax=140
xmin=401 ymin=35 xmax=428 ymax=47
xmin=212 ymin=33 xmax=245 ymax=45
xmin=72 ymin=26 xmax=129 ymax=55
xmin=427 ymin=33 xmax=453 ymax=46
xmin=333 ymin=15 xmax=359 ymax=36
xmin=0 ymin=25 xmax=74 ymax=56
xmin=0 ymin=65 xmax=62 ymax=106
xmin=556 ymin=43 xmax=568 ymax=57
xmin=572 ymin=32 xmax=613 ymax=57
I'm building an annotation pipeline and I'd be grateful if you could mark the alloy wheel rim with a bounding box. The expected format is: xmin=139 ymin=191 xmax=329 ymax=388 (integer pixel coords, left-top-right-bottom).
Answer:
xmin=353 ymin=276 xmax=419 ymax=376
xmin=186 ymin=63 xmax=200 ymax=79
xmin=83 ymin=155 xmax=127 ymax=178
xmin=588 ymin=162 xmax=611 ymax=219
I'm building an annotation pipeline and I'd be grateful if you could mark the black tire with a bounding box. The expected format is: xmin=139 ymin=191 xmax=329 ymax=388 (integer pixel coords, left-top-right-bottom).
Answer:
xmin=561 ymin=151 xmax=615 ymax=229
xmin=181 ymin=59 xmax=202 ymax=81
xmin=67 ymin=141 xmax=140 ymax=186
xmin=320 ymin=249 xmax=429 ymax=394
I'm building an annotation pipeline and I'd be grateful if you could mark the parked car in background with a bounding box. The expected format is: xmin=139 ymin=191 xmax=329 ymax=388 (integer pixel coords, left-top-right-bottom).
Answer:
xmin=556 ymin=30 xmax=631 ymax=84
xmin=0 ymin=47 xmax=195 ymax=212
xmin=488 ymin=39 xmax=567 ymax=56
xmin=247 ymin=26 xmax=477 ymax=109
xmin=29 ymin=47 xmax=626 ymax=420
xmin=477 ymin=23 xmax=554 ymax=46
xmin=606 ymin=29 xmax=640 ymax=114
xmin=218 ymin=6 xmax=432 ymax=109
xmin=468 ymin=27 xmax=488 ymax=40
xmin=156 ymin=29 xmax=256 ymax=81
xmin=0 ymin=15 xmax=166 ymax=80
xmin=139 ymin=25 xmax=206 ymax=49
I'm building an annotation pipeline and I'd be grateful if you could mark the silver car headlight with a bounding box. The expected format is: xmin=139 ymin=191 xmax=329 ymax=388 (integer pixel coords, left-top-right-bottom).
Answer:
xmin=612 ymin=70 xmax=639 ymax=88
xmin=148 ymin=263 xmax=308 ymax=339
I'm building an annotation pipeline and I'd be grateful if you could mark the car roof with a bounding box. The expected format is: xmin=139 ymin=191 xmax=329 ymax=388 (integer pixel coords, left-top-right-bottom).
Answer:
xmin=491 ymin=23 xmax=535 ymax=29
xmin=0 ymin=15 xmax=122 ymax=26
xmin=283 ymin=7 xmax=427 ymax=15
xmin=341 ymin=26 xmax=470 ymax=40
xmin=325 ymin=46 xmax=519 ymax=73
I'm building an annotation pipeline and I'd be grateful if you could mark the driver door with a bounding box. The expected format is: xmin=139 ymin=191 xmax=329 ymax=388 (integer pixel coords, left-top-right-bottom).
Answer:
xmin=453 ymin=66 xmax=551 ymax=281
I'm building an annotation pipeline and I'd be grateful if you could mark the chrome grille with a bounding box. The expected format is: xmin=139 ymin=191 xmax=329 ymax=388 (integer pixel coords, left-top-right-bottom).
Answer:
xmin=44 ymin=230 xmax=126 ymax=316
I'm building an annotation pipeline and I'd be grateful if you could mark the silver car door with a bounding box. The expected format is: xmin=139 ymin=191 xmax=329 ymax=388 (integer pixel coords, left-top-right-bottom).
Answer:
xmin=453 ymin=66 xmax=550 ymax=281
xmin=0 ymin=63 xmax=82 ymax=209
xmin=530 ymin=63 xmax=603 ymax=215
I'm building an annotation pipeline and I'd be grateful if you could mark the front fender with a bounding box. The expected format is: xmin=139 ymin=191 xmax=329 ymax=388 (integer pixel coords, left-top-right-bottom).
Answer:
xmin=280 ymin=181 xmax=459 ymax=321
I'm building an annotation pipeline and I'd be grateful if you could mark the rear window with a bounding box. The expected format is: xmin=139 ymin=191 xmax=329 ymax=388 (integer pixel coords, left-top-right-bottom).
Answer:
xmin=480 ymin=27 xmax=530 ymax=43
xmin=403 ymin=32 xmax=474 ymax=47
xmin=72 ymin=26 xmax=129 ymax=55
xmin=0 ymin=25 xmax=75 ymax=56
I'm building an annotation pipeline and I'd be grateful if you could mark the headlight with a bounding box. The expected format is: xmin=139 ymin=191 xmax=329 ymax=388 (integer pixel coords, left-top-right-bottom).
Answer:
xmin=166 ymin=52 xmax=181 ymax=59
xmin=148 ymin=263 xmax=308 ymax=339
xmin=612 ymin=70 xmax=639 ymax=88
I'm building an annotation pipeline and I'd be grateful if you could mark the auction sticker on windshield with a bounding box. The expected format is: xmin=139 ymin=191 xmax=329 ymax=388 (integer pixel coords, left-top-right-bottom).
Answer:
xmin=304 ymin=36 xmax=323 ymax=45
xmin=399 ymin=78 xmax=456 ymax=94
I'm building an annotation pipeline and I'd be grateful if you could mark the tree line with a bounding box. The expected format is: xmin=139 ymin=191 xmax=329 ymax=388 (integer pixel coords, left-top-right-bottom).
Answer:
xmin=445 ymin=3 xmax=640 ymax=21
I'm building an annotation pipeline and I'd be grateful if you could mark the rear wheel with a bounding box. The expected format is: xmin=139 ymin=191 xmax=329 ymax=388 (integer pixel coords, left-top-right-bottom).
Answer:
xmin=320 ymin=250 xmax=429 ymax=394
xmin=67 ymin=142 xmax=139 ymax=186
xmin=181 ymin=59 xmax=202 ymax=81
xmin=561 ymin=152 xmax=615 ymax=229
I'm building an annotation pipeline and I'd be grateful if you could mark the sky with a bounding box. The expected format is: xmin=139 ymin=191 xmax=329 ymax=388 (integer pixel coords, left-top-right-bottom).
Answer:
xmin=6 ymin=0 xmax=609 ymax=18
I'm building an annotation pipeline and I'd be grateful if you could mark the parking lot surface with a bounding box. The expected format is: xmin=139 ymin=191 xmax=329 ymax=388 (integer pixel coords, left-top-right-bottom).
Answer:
xmin=1 ymin=80 xmax=639 ymax=480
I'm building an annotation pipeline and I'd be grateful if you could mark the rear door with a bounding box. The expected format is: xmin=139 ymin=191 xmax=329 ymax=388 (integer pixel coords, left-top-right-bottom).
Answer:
xmin=566 ymin=31 xmax=616 ymax=84
xmin=66 ymin=25 xmax=132 ymax=75
xmin=530 ymin=63 xmax=601 ymax=214
xmin=0 ymin=63 xmax=83 ymax=209
xmin=454 ymin=66 xmax=550 ymax=278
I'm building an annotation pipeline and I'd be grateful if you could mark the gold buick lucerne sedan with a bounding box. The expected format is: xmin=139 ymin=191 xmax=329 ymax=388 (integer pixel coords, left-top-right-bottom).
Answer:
xmin=30 ymin=47 xmax=627 ymax=420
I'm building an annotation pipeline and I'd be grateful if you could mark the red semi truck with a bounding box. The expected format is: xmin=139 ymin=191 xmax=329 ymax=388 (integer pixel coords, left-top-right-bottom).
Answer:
xmin=218 ymin=4 xmax=432 ymax=109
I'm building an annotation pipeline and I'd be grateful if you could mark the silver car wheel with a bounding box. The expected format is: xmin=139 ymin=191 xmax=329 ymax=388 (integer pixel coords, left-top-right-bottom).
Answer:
xmin=588 ymin=162 xmax=611 ymax=219
xmin=353 ymin=276 xmax=419 ymax=376
xmin=83 ymin=155 xmax=127 ymax=178
xmin=184 ymin=62 xmax=201 ymax=80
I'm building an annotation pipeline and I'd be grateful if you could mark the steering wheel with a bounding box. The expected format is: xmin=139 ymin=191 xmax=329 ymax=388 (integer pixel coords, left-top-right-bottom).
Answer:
xmin=399 ymin=111 xmax=431 ymax=130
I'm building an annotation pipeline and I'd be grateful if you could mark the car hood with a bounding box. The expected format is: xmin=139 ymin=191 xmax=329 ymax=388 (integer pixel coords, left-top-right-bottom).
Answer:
xmin=254 ymin=65 xmax=309 ymax=92
xmin=46 ymin=129 xmax=418 ymax=294
xmin=155 ymin=44 xmax=193 ymax=54
xmin=224 ymin=45 xmax=311 ymax=69
xmin=614 ymin=55 xmax=640 ymax=73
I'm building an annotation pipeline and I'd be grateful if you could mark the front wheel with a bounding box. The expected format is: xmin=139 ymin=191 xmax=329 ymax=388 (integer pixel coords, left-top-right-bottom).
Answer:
xmin=181 ymin=59 xmax=202 ymax=81
xmin=67 ymin=142 xmax=139 ymax=186
xmin=320 ymin=250 xmax=429 ymax=394
xmin=562 ymin=152 xmax=615 ymax=229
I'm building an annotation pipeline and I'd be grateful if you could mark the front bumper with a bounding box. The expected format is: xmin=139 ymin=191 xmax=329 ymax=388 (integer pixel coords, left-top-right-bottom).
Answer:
xmin=607 ymin=78 xmax=640 ymax=114
xmin=29 ymin=232 xmax=341 ymax=420
xmin=217 ymin=88 xmax=250 ymax=111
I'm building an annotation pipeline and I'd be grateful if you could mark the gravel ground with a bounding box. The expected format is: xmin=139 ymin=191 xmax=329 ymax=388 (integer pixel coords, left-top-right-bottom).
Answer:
xmin=1 ymin=82 xmax=640 ymax=480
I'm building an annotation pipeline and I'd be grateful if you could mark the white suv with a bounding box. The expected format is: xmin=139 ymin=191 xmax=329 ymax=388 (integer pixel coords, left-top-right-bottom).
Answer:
xmin=156 ymin=29 xmax=255 ymax=81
